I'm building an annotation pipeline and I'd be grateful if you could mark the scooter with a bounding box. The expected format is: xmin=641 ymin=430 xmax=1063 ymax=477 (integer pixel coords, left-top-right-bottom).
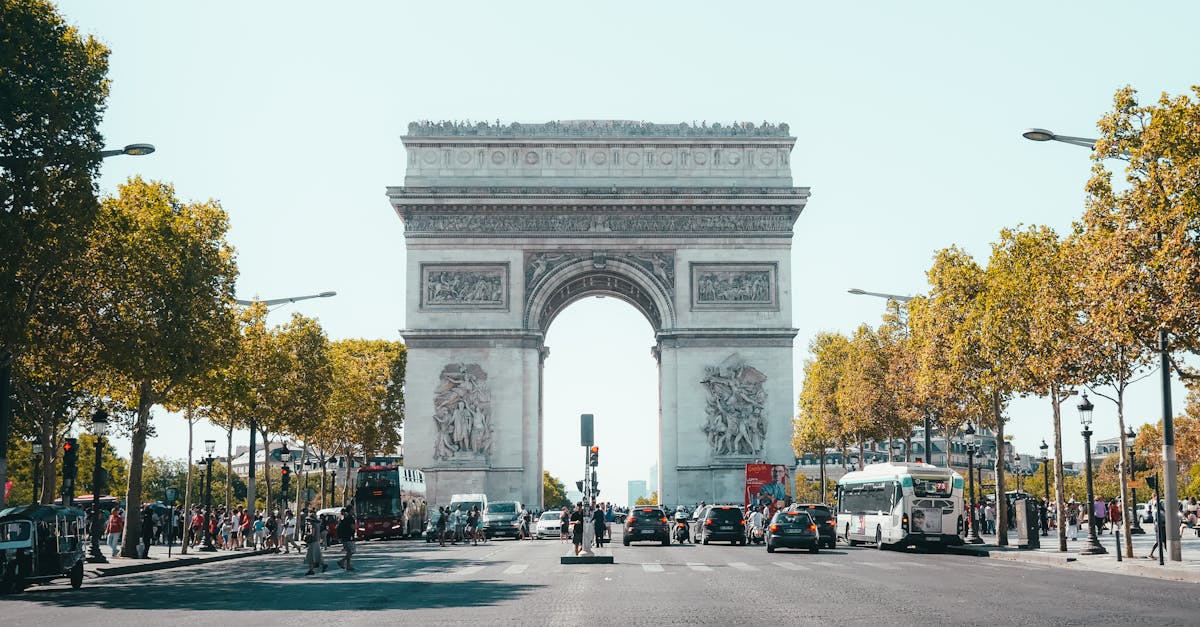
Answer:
xmin=747 ymin=524 xmax=765 ymax=544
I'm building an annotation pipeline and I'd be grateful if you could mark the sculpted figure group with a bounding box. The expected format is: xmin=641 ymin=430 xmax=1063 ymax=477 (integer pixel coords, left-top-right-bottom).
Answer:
xmin=701 ymin=354 xmax=768 ymax=456
xmin=432 ymin=364 xmax=493 ymax=460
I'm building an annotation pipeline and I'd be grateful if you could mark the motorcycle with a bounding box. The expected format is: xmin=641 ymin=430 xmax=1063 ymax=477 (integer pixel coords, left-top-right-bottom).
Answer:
xmin=747 ymin=524 xmax=765 ymax=544
xmin=673 ymin=512 xmax=690 ymax=544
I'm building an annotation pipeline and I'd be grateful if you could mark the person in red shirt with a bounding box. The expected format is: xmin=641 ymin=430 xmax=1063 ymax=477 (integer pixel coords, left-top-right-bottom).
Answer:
xmin=1108 ymin=501 xmax=1122 ymax=535
xmin=106 ymin=508 xmax=124 ymax=557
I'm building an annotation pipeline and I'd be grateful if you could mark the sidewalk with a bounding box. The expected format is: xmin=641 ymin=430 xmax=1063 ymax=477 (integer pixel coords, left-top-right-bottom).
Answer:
xmin=950 ymin=526 xmax=1200 ymax=584
xmin=83 ymin=541 xmax=275 ymax=578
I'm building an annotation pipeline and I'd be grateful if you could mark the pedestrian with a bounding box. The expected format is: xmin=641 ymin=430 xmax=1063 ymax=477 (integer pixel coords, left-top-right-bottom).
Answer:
xmin=1148 ymin=498 xmax=1167 ymax=559
xmin=303 ymin=511 xmax=328 ymax=576
xmin=436 ymin=506 xmax=448 ymax=546
xmin=1093 ymin=497 xmax=1107 ymax=535
xmin=253 ymin=514 xmax=265 ymax=550
xmin=283 ymin=510 xmax=301 ymax=553
xmin=105 ymin=508 xmax=124 ymax=558
xmin=140 ymin=504 xmax=155 ymax=558
xmin=570 ymin=502 xmax=585 ymax=556
xmin=1108 ymin=500 xmax=1121 ymax=535
xmin=559 ymin=506 xmax=570 ymax=542
xmin=984 ymin=503 xmax=995 ymax=535
xmin=474 ymin=505 xmax=486 ymax=543
xmin=1066 ymin=500 xmax=1079 ymax=541
xmin=592 ymin=503 xmax=606 ymax=547
xmin=336 ymin=508 xmax=356 ymax=571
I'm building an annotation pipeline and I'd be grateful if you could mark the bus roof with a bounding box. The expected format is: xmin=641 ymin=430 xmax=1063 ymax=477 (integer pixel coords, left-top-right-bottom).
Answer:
xmin=838 ymin=461 xmax=962 ymax=485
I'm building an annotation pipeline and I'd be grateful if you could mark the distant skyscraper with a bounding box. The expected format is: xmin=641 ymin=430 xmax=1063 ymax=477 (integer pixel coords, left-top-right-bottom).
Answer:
xmin=628 ymin=480 xmax=648 ymax=507
xmin=648 ymin=463 xmax=658 ymax=494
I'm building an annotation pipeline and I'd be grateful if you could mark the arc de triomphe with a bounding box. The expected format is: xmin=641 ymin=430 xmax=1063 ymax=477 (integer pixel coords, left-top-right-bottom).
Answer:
xmin=388 ymin=120 xmax=810 ymax=509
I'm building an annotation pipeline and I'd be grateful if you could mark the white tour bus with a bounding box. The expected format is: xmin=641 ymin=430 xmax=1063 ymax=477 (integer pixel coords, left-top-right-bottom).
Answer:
xmin=836 ymin=462 xmax=964 ymax=550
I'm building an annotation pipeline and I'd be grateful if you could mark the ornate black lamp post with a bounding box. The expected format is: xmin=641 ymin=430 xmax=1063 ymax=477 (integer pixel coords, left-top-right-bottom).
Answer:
xmin=1077 ymin=394 xmax=1107 ymax=555
xmin=964 ymin=421 xmax=983 ymax=544
xmin=1039 ymin=439 xmax=1050 ymax=536
xmin=30 ymin=440 xmax=43 ymax=505
xmin=86 ymin=410 xmax=109 ymax=563
xmin=1125 ymin=427 xmax=1145 ymax=534
xmin=200 ymin=439 xmax=217 ymax=552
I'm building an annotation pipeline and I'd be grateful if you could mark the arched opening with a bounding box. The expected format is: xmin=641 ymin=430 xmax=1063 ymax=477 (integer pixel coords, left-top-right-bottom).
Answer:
xmin=542 ymin=296 xmax=658 ymax=509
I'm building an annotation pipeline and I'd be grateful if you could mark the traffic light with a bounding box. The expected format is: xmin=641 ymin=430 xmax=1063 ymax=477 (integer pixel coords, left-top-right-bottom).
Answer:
xmin=281 ymin=466 xmax=292 ymax=494
xmin=588 ymin=446 xmax=599 ymax=467
xmin=61 ymin=438 xmax=79 ymax=503
xmin=575 ymin=480 xmax=584 ymax=493
xmin=591 ymin=470 xmax=599 ymax=495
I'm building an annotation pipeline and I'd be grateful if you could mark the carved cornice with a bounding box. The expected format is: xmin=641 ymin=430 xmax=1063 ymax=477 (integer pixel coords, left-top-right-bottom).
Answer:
xmin=406 ymin=120 xmax=791 ymax=138
xmin=401 ymin=213 xmax=798 ymax=237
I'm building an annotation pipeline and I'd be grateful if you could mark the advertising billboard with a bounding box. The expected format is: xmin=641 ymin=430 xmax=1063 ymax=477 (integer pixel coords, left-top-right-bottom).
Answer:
xmin=745 ymin=463 xmax=792 ymax=513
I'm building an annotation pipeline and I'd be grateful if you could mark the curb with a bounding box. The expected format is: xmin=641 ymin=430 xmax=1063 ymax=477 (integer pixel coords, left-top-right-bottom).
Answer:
xmin=93 ymin=548 xmax=275 ymax=578
xmin=947 ymin=543 xmax=1200 ymax=583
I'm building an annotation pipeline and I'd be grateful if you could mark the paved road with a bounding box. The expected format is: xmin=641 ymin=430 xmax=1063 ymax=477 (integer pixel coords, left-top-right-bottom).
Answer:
xmin=1 ymin=532 xmax=1194 ymax=625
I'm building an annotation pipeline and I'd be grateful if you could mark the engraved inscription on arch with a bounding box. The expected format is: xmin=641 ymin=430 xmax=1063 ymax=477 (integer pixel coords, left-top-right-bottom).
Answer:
xmin=421 ymin=263 xmax=509 ymax=310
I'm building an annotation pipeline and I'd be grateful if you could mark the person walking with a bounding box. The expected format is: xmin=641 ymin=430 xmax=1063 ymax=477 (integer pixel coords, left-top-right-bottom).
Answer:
xmin=436 ymin=506 xmax=448 ymax=546
xmin=984 ymin=503 xmax=995 ymax=535
xmin=1148 ymin=498 xmax=1167 ymax=559
xmin=336 ymin=508 xmax=356 ymax=572
xmin=303 ymin=511 xmax=328 ymax=576
xmin=559 ymin=507 xmax=570 ymax=543
xmin=570 ymin=502 xmax=585 ymax=556
xmin=105 ymin=508 xmax=124 ymax=558
xmin=1066 ymin=500 xmax=1079 ymax=541
xmin=140 ymin=504 xmax=156 ymax=558
xmin=592 ymin=503 xmax=606 ymax=548
xmin=1093 ymin=497 xmax=1108 ymax=535
xmin=283 ymin=510 xmax=301 ymax=553
xmin=1108 ymin=500 xmax=1122 ymax=535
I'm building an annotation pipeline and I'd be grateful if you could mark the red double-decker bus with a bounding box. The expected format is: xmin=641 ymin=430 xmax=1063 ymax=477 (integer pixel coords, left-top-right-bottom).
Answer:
xmin=354 ymin=464 xmax=427 ymax=540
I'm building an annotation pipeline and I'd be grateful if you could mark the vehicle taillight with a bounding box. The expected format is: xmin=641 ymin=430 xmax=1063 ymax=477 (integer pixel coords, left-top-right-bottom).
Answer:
xmin=705 ymin=519 xmax=712 ymax=526
xmin=740 ymin=519 xmax=746 ymax=525
xmin=809 ymin=524 xmax=818 ymax=532
xmin=770 ymin=524 xmax=779 ymax=532
xmin=627 ymin=517 xmax=636 ymax=525
xmin=661 ymin=517 xmax=668 ymax=523
xmin=827 ymin=519 xmax=835 ymax=525
xmin=901 ymin=514 xmax=909 ymax=531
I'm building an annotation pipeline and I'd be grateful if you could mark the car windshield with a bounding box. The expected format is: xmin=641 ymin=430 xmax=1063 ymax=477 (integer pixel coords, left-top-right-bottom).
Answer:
xmin=540 ymin=511 xmax=560 ymax=520
xmin=487 ymin=503 xmax=517 ymax=514
xmin=451 ymin=502 xmax=482 ymax=513
xmin=708 ymin=507 xmax=743 ymax=521
xmin=634 ymin=509 xmax=663 ymax=519
xmin=3 ymin=521 xmax=32 ymax=542
xmin=774 ymin=512 xmax=811 ymax=525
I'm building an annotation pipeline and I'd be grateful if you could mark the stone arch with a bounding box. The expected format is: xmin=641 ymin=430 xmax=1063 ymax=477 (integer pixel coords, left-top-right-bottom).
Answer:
xmin=524 ymin=257 xmax=676 ymax=333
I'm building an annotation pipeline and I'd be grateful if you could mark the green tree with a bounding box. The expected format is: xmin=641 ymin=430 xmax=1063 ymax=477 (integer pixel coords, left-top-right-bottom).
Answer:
xmin=83 ymin=177 xmax=238 ymax=557
xmin=634 ymin=491 xmax=659 ymax=506
xmin=795 ymin=332 xmax=851 ymax=488
xmin=543 ymin=470 xmax=568 ymax=509
xmin=0 ymin=0 xmax=111 ymax=508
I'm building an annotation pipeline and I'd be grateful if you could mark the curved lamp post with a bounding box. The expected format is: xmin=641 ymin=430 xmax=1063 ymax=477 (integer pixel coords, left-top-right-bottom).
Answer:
xmin=86 ymin=410 xmax=109 ymax=563
xmin=1040 ymin=439 xmax=1050 ymax=536
xmin=232 ymin=291 xmax=335 ymax=522
xmin=1126 ymin=427 xmax=1145 ymax=535
xmin=1077 ymin=394 xmax=1107 ymax=555
xmin=1025 ymin=126 xmax=1178 ymax=560
xmin=30 ymin=440 xmax=43 ymax=505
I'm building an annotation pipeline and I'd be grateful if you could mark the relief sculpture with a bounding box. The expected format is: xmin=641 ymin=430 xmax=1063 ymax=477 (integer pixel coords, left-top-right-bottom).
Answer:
xmin=701 ymin=354 xmax=767 ymax=456
xmin=524 ymin=252 xmax=579 ymax=288
xmin=433 ymin=363 xmax=494 ymax=460
xmin=691 ymin=263 xmax=777 ymax=309
xmin=624 ymin=252 xmax=675 ymax=293
xmin=421 ymin=264 xmax=507 ymax=309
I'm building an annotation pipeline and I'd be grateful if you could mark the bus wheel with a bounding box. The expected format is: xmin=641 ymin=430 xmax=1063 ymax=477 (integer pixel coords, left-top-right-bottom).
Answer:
xmin=845 ymin=524 xmax=859 ymax=547
xmin=875 ymin=527 xmax=887 ymax=551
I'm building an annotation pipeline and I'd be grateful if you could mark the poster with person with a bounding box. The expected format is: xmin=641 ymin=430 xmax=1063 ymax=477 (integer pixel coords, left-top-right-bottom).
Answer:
xmin=745 ymin=463 xmax=792 ymax=514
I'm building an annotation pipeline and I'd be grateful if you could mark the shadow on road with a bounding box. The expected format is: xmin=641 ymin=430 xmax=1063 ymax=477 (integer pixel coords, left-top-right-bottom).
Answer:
xmin=13 ymin=553 xmax=544 ymax=612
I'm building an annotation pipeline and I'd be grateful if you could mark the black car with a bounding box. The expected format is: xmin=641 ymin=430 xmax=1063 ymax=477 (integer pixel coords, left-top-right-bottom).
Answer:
xmin=765 ymin=509 xmax=820 ymax=553
xmin=699 ymin=505 xmax=746 ymax=545
xmin=793 ymin=503 xmax=837 ymax=548
xmin=482 ymin=501 xmax=525 ymax=539
xmin=623 ymin=506 xmax=670 ymax=546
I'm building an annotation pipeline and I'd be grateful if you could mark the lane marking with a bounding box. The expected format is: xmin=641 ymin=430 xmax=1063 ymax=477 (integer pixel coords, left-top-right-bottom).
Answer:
xmin=809 ymin=561 xmax=845 ymax=568
xmin=453 ymin=565 xmax=485 ymax=576
xmin=728 ymin=561 xmax=757 ymax=571
xmin=686 ymin=562 xmax=712 ymax=572
xmin=872 ymin=563 xmax=900 ymax=570
xmin=774 ymin=561 xmax=810 ymax=571
xmin=642 ymin=563 xmax=664 ymax=572
xmin=503 ymin=564 xmax=528 ymax=575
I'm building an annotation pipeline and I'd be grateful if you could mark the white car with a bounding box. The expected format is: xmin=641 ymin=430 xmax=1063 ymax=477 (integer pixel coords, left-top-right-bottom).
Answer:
xmin=536 ymin=510 xmax=562 ymax=539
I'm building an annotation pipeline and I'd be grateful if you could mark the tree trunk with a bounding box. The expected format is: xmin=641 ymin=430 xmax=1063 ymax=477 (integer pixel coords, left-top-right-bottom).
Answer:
xmin=905 ymin=435 xmax=913 ymax=462
xmin=1051 ymin=385 xmax=1067 ymax=552
xmin=819 ymin=453 xmax=827 ymax=504
xmin=120 ymin=379 xmax=154 ymax=558
xmin=857 ymin=438 xmax=865 ymax=470
xmin=993 ymin=391 xmax=1008 ymax=547
xmin=181 ymin=407 xmax=195 ymax=555
xmin=319 ymin=456 xmax=326 ymax=509
xmin=1116 ymin=386 xmax=1134 ymax=558
xmin=39 ymin=423 xmax=56 ymax=504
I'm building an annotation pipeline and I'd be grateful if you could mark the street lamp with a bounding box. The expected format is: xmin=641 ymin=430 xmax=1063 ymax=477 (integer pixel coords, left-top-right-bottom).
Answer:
xmin=200 ymin=439 xmax=217 ymax=552
xmin=1040 ymin=439 xmax=1050 ymax=536
xmin=30 ymin=440 xmax=43 ymax=505
xmin=233 ymin=291 xmax=336 ymax=521
xmin=0 ymin=142 xmax=155 ymax=510
xmin=848 ymin=287 xmax=929 ymax=461
xmin=1126 ymin=427 xmax=1145 ymax=535
xmin=963 ymin=422 xmax=983 ymax=544
xmin=86 ymin=410 xmax=109 ymax=563
xmin=1025 ymin=126 xmax=1178 ymax=560
xmin=1077 ymin=394 xmax=1107 ymax=555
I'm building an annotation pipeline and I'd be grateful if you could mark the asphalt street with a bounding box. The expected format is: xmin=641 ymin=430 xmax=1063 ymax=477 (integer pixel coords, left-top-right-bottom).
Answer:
xmin=1 ymin=531 xmax=1195 ymax=626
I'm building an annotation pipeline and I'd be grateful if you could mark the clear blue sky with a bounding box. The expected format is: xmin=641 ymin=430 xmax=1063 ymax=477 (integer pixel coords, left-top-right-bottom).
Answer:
xmin=58 ymin=1 xmax=1199 ymax=506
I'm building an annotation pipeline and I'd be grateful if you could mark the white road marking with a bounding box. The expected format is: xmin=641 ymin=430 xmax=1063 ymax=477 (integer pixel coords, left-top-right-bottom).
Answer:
xmin=728 ymin=561 xmax=757 ymax=571
xmin=872 ymin=563 xmax=900 ymax=570
xmin=774 ymin=561 xmax=810 ymax=571
xmin=809 ymin=561 xmax=845 ymax=568
xmin=453 ymin=565 xmax=485 ymax=576
xmin=686 ymin=562 xmax=712 ymax=572
xmin=642 ymin=563 xmax=664 ymax=572
xmin=503 ymin=564 xmax=528 ymax=575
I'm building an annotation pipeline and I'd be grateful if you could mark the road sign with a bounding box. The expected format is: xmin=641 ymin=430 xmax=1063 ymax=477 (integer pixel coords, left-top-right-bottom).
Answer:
xmin=580 ymin=414 xmax=594 ymax=447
